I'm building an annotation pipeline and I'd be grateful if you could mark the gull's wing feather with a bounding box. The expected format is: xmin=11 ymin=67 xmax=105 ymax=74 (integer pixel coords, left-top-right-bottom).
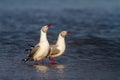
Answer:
xmin=27 ymin=44 xmax=40 ymax=60
xmin=49 ymin=45 xmax=60 ymax=56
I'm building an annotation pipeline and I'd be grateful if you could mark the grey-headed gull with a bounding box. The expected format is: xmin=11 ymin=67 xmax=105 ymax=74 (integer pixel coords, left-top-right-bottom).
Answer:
xmin=23 ymin=24 xmax=51 ymax=65
xmin=47 ymin=31 xmax=70 ymax=64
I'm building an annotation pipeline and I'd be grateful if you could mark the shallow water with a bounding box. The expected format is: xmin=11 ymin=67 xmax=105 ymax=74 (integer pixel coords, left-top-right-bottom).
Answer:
xmin=0 ymin=0 xmax=120 ymax=80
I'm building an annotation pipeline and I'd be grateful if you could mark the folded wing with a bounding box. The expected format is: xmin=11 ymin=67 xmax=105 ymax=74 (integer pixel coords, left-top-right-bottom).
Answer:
xmin=27 ymin=44 xmax=40 ymax=61
xmin=48 ymin=45 xmax=60 ymax=57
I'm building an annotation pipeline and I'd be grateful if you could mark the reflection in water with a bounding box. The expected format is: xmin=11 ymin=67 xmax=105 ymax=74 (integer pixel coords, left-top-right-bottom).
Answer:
xmin=55 ymin=64 xmax=65 ymax=79
xmin=33 ymin=65 xmax=49 ymax=79
xmin=33 ymin=65 xmax=48 ymax=73
xmin=54 ymin=64 xmax=65 ymax=79
xmin=33 ymin=64 xmax=65 ymax=79
xmin=49 ymin=64 xmax=65 ymax=73
xmin=33 ymin=64 xmax=65 ymax=73
xmin=48 ymin=64 xmax=65 ymax=79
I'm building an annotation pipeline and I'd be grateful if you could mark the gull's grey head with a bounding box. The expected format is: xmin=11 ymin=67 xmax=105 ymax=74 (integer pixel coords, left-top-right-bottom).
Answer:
xmin=41 ymin=24 xmax=51 ymax=33
xmin=60 ymin=31 xmax=70 ymax=38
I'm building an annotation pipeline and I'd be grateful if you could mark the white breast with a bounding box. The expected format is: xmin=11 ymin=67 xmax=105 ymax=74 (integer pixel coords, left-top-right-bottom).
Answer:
xmin=33 ymin=43 xmax=49 ymax=60
xmin=33 ymin=30 xmax=49 ymax=60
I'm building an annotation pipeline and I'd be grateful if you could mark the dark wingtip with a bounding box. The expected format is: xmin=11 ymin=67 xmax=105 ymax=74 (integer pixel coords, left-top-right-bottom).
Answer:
xmin=25 ymin=49 xmax=29 ymax=51
xmin=25 ymin=49 xmax=32 ymax=52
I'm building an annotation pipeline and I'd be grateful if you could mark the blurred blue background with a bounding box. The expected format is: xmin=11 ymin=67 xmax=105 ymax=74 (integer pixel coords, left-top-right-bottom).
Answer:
xmin=0 ymin=0 xmax=120 ymax=80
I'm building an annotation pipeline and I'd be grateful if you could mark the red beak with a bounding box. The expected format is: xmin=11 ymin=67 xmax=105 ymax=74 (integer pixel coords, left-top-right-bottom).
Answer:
xmin=47 ymin=24 xmax=51 ymax=27
xmin=67 ymin=31 xmax=71 ymax=34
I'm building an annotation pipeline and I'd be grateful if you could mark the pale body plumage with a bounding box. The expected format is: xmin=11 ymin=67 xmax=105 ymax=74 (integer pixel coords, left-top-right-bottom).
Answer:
xmin=33 ymin=30 xmax=49 ymax=60
xmin=23 ymin=24 xmax=51 ymax=64
xmin=47 ymin=31 xmax=69 ymax=60
xmin=49 ymin=34 xmax=66 ymax=58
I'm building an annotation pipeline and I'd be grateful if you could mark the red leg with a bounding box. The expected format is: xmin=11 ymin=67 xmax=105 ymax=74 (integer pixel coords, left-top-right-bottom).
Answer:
xmin=41 ymin=59 xmax=44 ymax=65
xmin=49 ymin=57 xmax=56 ymax=64
xmin=34 ymin=59 xmax=38 ymax=65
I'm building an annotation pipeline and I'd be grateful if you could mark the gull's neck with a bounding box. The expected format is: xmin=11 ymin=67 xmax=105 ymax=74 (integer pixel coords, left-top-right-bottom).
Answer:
xmin=56 ymin=34 xmax=65 ymax=46
xmin=39 ymin=30 xmax=48 ymax=43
